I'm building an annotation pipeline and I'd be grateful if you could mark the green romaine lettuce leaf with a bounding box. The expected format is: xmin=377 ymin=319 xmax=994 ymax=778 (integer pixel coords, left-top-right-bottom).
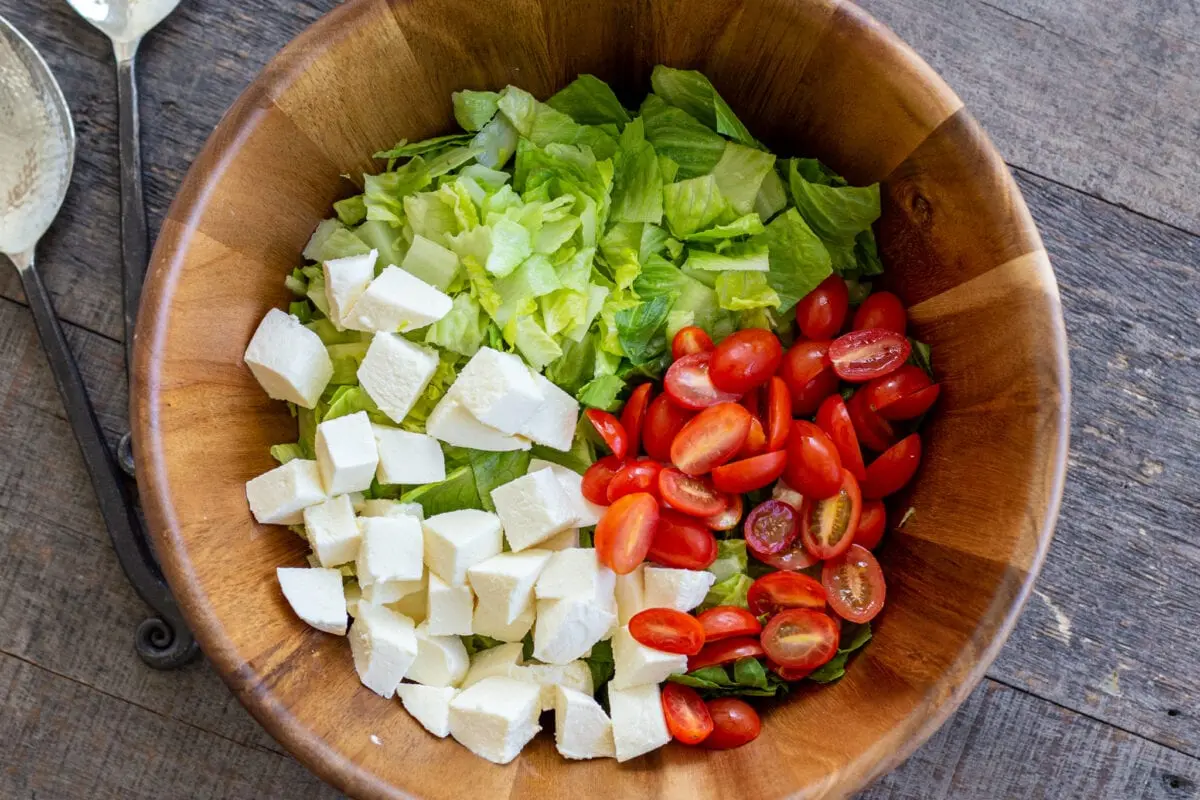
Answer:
xmin=640 ymin=94 xmax=727 ymax=179
xmin=425 ymin=293 xmax=487 ymax=357
xmin=701 ymin=573 xmax=753 ymax=610
xmin=269 ymin=443 xmax=305 ymax=466
xmin=471 ymin=115 xmax=519 ymax=169
xmin=663 ymin=175 xmax=731 ymax=238
xmin=401 ymin=234 xmax=460 ymax=290
xmin=400 ymin=464 xmax=483 ymax=516
xmin=715 ymin=270 xmax=780 ymax=311
xmin=511 ymin=315 xmax=563 ymax=370
xmin=327 ymin=340 xmax=370 ymax=384
xmin=684 ymin=213 xmax=764 ymax=243
xmin=684 ymin=242 xmax=769 ymax=273
xmin=758 ymin=208 xmax=833 ymax=312
xmin=547 ymin=75 xmax=631 ymax=126
xmin=577 ymin=374 xmax=626 ymax=411
xmin=469 ymin=449 xmax=532 ymax=511
xmin=453 ymin=89 xmax=501 ymax=132
xmin=711 ymin=142 xmax=776 ymax=215
xmin=610 ymin=118 xmax=664 ymax=224
xmin=787 ymin=158 xmax=880 ymax=243
xmin=363 ymin=157 xmax=432 ymax=225
xmin=583 ymin=638 xmax=616 ymax=691
xmin=754 ymin=168 xmax=788 ymax=222
xmin=807 ymin=622 xmax=872 ymax=683
xmin=615 ymin=295 xmax=672 ymax=365
xmin=374 ymin=134 xmax=475 ymax=161
xmin=668 ymin=657 xmax=788 ymax=698
xmin=333 ymin=195 xmax=367 ymax=226
xmin=649 ymin=65 xmax=759 ymax=149
xmin=304 ymin=223 xmax=372 ymax=263
xmin=353 ymin=220 xmax=407 ymax=272
xmin=707 ymin=539 xmax=748 ymax=582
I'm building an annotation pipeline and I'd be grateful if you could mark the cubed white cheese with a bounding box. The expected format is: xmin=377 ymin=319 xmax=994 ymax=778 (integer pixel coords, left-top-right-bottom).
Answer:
xmin=609 ymin=683 xmax=671 ymax=762
xmin=462 ymin=642 xmax=524 ymax=689
xmin=643 ymin=567 xmax=716 ymax=612
xmin=540 ymin=528 xmax=580 ymax=551
xmin=243 ymin=308 xmax=332 ymax=408
xmin=534 ymin=549 xmax=617 ymax=605
xmin=347 ymin=491 xmax=367 ymax=513
xmin=426 ymin=572 xmax=474 ymax=636
xmin=323 ymin=250 xmax=377 ymax=329
xmin=276 ymin=567 xmax=347 ymax=635
xmin=426 ymin=394 xmax=531 ymax=451
xmin=344 ymin=265 xmax=452 ymax=333
xmin=357 ymin=333 xmax=439 ymax=424
xmin=610 ymin=626 xmax=689 ymax=689
xmin=614 ymin=564 xmax=648 ymax=625
xmin=467 ymin=550 xmax=552 ymax=625
xmin=397 ymin=684 xmax=458 ymax=738
xmin=517 ymin=660 xmax=593 ymax=712
xmin=315 ymin=411 xmax=379 ymax=495
xmin=406 ymin=622 xmax=469 ymax=687
xmin=423 ymin=509 xmax=504 ymax=586
xmin=387 ymin=578 xmax=429 ymax=624
xmin=348 ymin=603 xmax=418 ymax=697
xmin=528 ymin=459 xmax=605 ymax=526
xmin=372 ymin=424 xmax=446 ymax=485
xmin=450 ymin=347 xmax=544 ymax=434
xmin=361 ymin=572 xmax=424 ymax=605
xmin=344 ymin=580 xmax=362 ymax=617
xmin=473 ymin=599 xmax=535 ymax=642
xmin=532 ymin=597 xmax=616 ymax=665
xmin=448 ymin=677 xmax=542 ymax=765
xmin=517 ymin=372 xmax=579 ymax=451
xmin=246 ymin=459 xmax=327 ymax=525
xmin=302 ymin=494 xmax=360 ymax=567
xmin=491 ymin=470 xmax=576 ymax=551
xmin=554 ymin=686 xmax=615 ymax=760
xmin=359 ymin=499 xmax=424 ymax=519
xmin=356 ymin=515 xmax=424 ymax=586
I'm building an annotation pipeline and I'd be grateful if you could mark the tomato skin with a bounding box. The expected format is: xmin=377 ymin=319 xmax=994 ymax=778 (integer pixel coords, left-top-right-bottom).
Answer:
xmin=743 ymin=499 xmax=799 ymax=557
xmin=688 ymin=637 xmax=766 ymax=671
xmin=863 ymin=364 xmax=936 ymax=420
xmin=643 ymin=394 xmax=695 ymax=462
xmin=761 ymin=609 xmax=840 ymax=669
xmin=738 ymin=416 xmax=768 ymax=458
xmin=703 ymin=698 xmax=761 ymax=750
xmin=853 ymin=291 xmax=907 ymax=334
xmin=746 ymin=571 xmax=826 ymax=616
xmin=815 ymin=394 xmax=867 ymax=481
xmin=648 ymin=509 xmax=719 ymax=570
xmin=862 ymin=434 xmax=922 ymax=499
xmin=768 ymin=660 xmax=813 ymax=681
xmin=829 ymin=329 xmax=912 ymax=382
xmin=670 ymin=402 xmax=752 ymax=475
xmin=754 ymin=536 xmax=820 ymax=571
xmin=619 ymin=383 xmax=654 ymax=456
xmin=664 ymin=352 xmax=742 ymax=410
xmin=822 ymin=544 xmax=887 ymax=623
xmin=779 ymin=340 xmax=840 ymax=416
xmin=697 ymin=606 xmax=763 ymax=641
xmin=585 ymin=409 xmax=629 ymax=460
xmin=595 ymin=493 xmax=660 ymax=575
xmin=703 ymin=494 xmax=743 ymax=531
xmin=711 ymin=451 xmax=788 ymax=494
xmin=607 ymin=459 xmax=664 ymax=503
xmin=765 ymin=376 xmax=791 ymax=451
xmin=799 ymin=468 xmax=862 ymax=560
xmin=661 ymin=683 xmax=714 ymax=745
xmin=785 ymin=420 xmax=844 ymax=499
xmin=629 ymin=608 xmax=706 ymax=655
xmin=879 ymin=383 xmax=940 ymax=420
xmin=672 ymin=326 xmax=715 ymax=360
xmin=580 ymin=455 xmax=624 ymax=506
xmin=846 ymin=388 xmax=897 ymax=453
xmin=796 ymin=275 xmax=850 ymax=340
xmin=854 ymin=500 xmax=887 ymax=549
xmin=709 ymin=329 xmax=784 ymax=394
xmin=658 ymin=468 xmax=727 ymax=517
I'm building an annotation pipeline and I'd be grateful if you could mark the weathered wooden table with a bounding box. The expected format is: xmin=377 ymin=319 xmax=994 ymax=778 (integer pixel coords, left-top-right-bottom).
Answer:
xmin=1 ymin=1 xmax=1196 ymax=797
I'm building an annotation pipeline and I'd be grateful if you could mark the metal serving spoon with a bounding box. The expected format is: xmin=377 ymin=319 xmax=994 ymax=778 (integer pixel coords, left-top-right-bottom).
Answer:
xmin=0 ymin=15 xmax=197 ymax=669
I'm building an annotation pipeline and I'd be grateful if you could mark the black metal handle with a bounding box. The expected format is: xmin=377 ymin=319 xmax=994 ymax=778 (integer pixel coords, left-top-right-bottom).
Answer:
xmin=116 ymin=55 xmax=148 ymax=370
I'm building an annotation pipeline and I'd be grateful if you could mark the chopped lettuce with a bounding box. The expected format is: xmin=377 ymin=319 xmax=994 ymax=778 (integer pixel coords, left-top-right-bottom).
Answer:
xmin=711 ymin=142 xmax=776 ymax=215
xmin=425 ymin=293 xmax=487 ymax=357
xmin=363 ymin=157 xmax=431 ymax=225
xmin=715 ymin=271 xmax=780 ymax=311
xmin=469 ymin=450 xmax=532 ymax=512
xmin=663 ymin=175 xmax=731 ymax=239
xmin=547 ymin=75 xmax=631 ymax=126
xmin=453 ymin=89 xmax=501 ymax=132
xmin=577 ymin=374 xmax=626 ymax=411
xmin=701 ymin=573 xmax=753 ymax=610
xmin=758 ymin=208 xmax=833 ymax=313
xmin=807 ymin=623 xmax=872 ymax=683
xmin=707 ymin=539 xmax=748 ymax=582
xmin=610 ymin=118 xmax=664 ymax=224
xmin=640 ymin=94 xmax=726 ymax=179
xmin=649 ymin=65 xmax=759 ymax=149
xmin=786 ymin=158 xmax=880 ymax=244
xmin=400 ymin=464 xmax=483 ymax=516
xmin=668 ymin=658 xmax=788 ymax=698
xmin=683 ymin=242 xmax=770 ymax=273
xmin=614 ymin=295 xmax=672 ymax=366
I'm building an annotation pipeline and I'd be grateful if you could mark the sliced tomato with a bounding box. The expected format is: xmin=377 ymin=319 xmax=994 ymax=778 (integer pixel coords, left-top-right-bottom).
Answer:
xmin=740 ymin=385 xmax=763 ymax=419
xmin=785 ymin=420 xmax=843 ymax=499
xmin=746 ymin=571 xmax=826 ymax=616
xmin=658 ymin=468 xmax=727 ymax=517
xmin=696 ymin=606 xmax=763 ymax=641
xmin=793 ymin=367 xmax=841 ymax=416
xmin=629 ymin=608 xmax=706 ymax=655
xmin=854 ymin=500 xmax=887 ymax=549
xmin=688 ymin=636 xmax=766 ymax=671
xmin=661 ymin=683 xmax=714 ymax=745
xmin=585 ymin=409 xmax=629 ymax=460
xmin=799 ymin=468 xmax=862 ymax=560
xmin=743 ymin=499 xmax=799 ymax=557
xmin=754 ymin=536 xmax=820 ymax=571
xmin=880 ymin=383 xmax=940 ymax=420
xmin=761 ymin=609 xmax=840 ymax=669
xmin=580 ymin=455 xmax=624 ymax=505
xmin=765 ymin=376 xmax=791 ymax=451
xmin=607 ymin=459 xmax=664 ymax=503
xmin=672 ymin=325 xmax=715 ymax=360
xmin=863 ymin=364 xmax=935 ymax=419
xmin=829 ymin=329 xmax=911 ymax=382
xmin=669 ymin=402 xmax=752 ymax=475
xmin=815 ymin=394 xmax=867 ymax=481
xmin=795 ymin=275 xmax=849 ymax=340
xmin=846 ymin=388 xmax=897 ymax=453
xmin=861 ymin=434 xmax=922 ymax=499
xmin=594 ymin=492 xmax=659 ymax=575
xmin=711 ymin=451 xmax=788 ymax=494
xmin=643 ymin=393 xmax=695 ymax=463
xmin=664 ymin=352 xmax=742 ymax=410
xmin=779 ymin=339 xmax=840 ymax=416
xmin=738 ymin=416 xmax=768 ymax=458
xmin=709 ymin=329 xmax=783 ymax=394
xmin=853 ymin=291 xmax=907 ymax=334
xmin=619 ymin=383 xmax=654 ymax=456
xmin=822 ymin=544 xmax=886 ymax=623
xmin=768 ymin=660 xmax=813 ymax=681
xmin=648 ymin=509 xmax=718 ymax=570
xmin=703 ymin=698 xmax=761 ymax=750
xmin=703 ymin=494 xmax=743 ymax=531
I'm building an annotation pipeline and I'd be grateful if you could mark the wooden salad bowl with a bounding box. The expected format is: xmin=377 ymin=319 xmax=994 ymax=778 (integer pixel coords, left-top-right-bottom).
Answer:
xmin=131 ymin=0 xmax=1070 ymax=796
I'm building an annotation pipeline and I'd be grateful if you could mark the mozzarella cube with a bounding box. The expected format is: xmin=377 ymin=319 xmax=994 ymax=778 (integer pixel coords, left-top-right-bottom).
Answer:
xmin=407 ymin=623 xmax=469 ymax=687
xmin=533 ymin=597 xmax=616 ymax=665
xmin=243 ymin=308 xmax=332 ymax=408
xmin=529 ymin=459 xmax=605 ymax=526
xmin=323 ymin=250 xmax=376 ymax=329
xmin=387 ymin=579 xmax=429 ymax=624
xmin=462 ymin=642 xmax=524 ymax=689
xmin=344 ymin=580 xmax=362 ymax=617
xmin=644 ymin=567 xmax=716 ymax=612
xmin=449 ymin=677 xmax=542 ymax=765
xmin=609 ymin=684 xmax=671 ymax=762
xmin=360 ymin=499 xmax=424 ymax=519
xmin=397 ymin=684 xmax=458 ymax=738
xmin=276 ymin=567 xmax=347 ymax=635
xmin=517 ymin=372 xmax=579 ymax=451
xmin=491 ymin=470 xmax=576 ymax=551
xmin=344 ymin=265 xmax=452 ymax=333
xmin=349 ymin=604 xmax=418 ymax=697
xmin=357 ymin=333 xmax=439 ymax=424
xmin=614 ymin=564 xmax=648 ymax=625
xmin=426 ymin=394 xmax=532 ymax=451
xmin=356 ymin=516 xmax=424 ymax=586
xmin=534 ymin=549 xmax=616 ymax=604
xmin=450 ymin=347 xmax=544 ymax=434
xmin=372 ymin=425 xmax=446 ymax=485
xmin=610 ymin=626 xmax=689 ymax=689
xmin=554 ymin=686 xmax=615 ymax=760
xmin=361 ymin=574 xmax=424 ymax=605
xmin=302 ymin=494 xmax=360 ymax=567
xmin=315 ymin=411 xmax=379 ymax=495
xmin=246 ymin=459 xmax=327 ymax=525
xmin=423 ymin=509 xmax=503 ymax=586
xmin=467 ymin=550 xmax=552 ymax=625
xmin=517 ymin=660 xmax=593 ymax=712
xmin=347 ymin=492 xmax=367 ymax=513
xmin=473 ymin=600 xmax=535 ymax=642
xmin=540 ymin=528 xmax=580 ymax=551
xmin=426 ymin=573 xmax=474 ymax=636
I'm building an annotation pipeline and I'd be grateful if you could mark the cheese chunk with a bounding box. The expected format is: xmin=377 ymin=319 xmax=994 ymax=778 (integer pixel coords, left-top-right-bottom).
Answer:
xmin=277 ymin=567 xmax=347 ymax=635
xmin=243 ymin=308 xmax=332 ymax=408
xmin=344 ymin=265 xmax=452 ymax=333
xmin=349 ymin=604 xmax=418 ymax=698
xmin=533 ymin=597 xmax=616 ymax=665
xmin=361 ymin=577 xmax=422 ymax=605
xmin=554 ymin=686 xmax=615 ymax=760
xmin=315 ymin=411 xmax=379 ymax=496
xmin=517 ymin=660 xmax=594 ymax=712
xmin=422 ymin=509 xmax=504 ymax=586
xmin=613 ymin=564 xmax=648 ymax=625
xmin=406 ymin=623 xmax=469 ymax=687
xmin=462 ymin=642 xmax=524 ymax=689
xmin=426 ymin=394 xmax=532 ymax=452
xmin=303 ymin=494 xmax=360 ymax=567
xmin=397 ymin=684 xmax=458 ymax=738
xmin=357 ymin=333 xmax=439 ymax=424
xmin=609 ymin=683 xmax=671 ymax=762
xmin=372 ymin=425 xmax=446 ymax=485
xmin=610 ymin=626 xmax=688 ymax=689
xmin=449 ymin=677 xmax=542 ymax=765
xmin=517 ymin=372 xmax=579 ymax=451
xmin=359 ymin=499 xmax=424 ymax=519
xmin=473 ymin=600 xmax=535 ymax=643
xmin=540 ymin=528 xmax=580 ymax=551
xmin=643 ymin=567 xmax=716 ymax=612
xmin=323 ymin=250 xmax=376 ymax=329
xmin=356 ymin=515 xmax=424 ymax=586
xmin=528 ymin=459 xmax=605 ymax=526
xmin=491 ymin=469 xmax=576 ymax=551
xmin=344 ymin=580 xmax=362 ymax=618
xmin=450 ymin=347 xmax=544 ymax=434
xmin=426 ymin=573 xmax=474 ymax=636
xmin=387 ymin=579 xmax=429 ymax=624
xmin=534 ymin=548 xmax=616 ymax=604
xmin=467 ymin=550 xmax=552 ymax=625
xmin=246 ymin=459 xmax=327 ymax=525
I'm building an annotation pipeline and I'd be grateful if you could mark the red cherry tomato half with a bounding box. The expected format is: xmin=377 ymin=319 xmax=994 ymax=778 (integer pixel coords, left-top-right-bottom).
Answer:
xmin=815 ymin=394 xmax=867 ymax=481
xmin=779 ymin=340 xmax=840 ymax=416
xmin=580 ymin=455 xmax=624 ymax=506
xmin=822 ymin=544 xmax=887 ymax=623
xmin=642 ymin=393 xmax=695 ymax=463
xmin=669 ymin=402 xmax=752 ymax=476
xmin=765 ymin=376 xmax=791 ymax=452
xmin=671 ymin=325 xmax=715 ymax=360
xmin=829 ymin=329 xmax=911 ymax=382
xmin=696 ymin=606 xmax=763 ymax=641
xmin=738 ymin=416 xmax=768 ymax=458
xmin=595 ymin=492 xmax=660 ymax=575
xmin=742 ymin=499 xmax=799 ymax=557
xmin=799 ymin=468 xmax=862 ymax=560
xmin=879 ymin=383 xmax=940 ymax=421
xmin=658 ymin=468 xmax=728 ymax=517
xmin=688 ymin=636 xmax=766 ymax=671
xmin=863 ymin=364 xmax=935 ymax=420
xmin=746 ymin=571 xmax=826 ymax=616
xmin=846 ymin=388 xmax=897 ymax=453
xmin=648 ymin=509 xmax=719 ymax=570
xmin=661 ymin=683 xmax=714 ymax=745
xmin=607 ymin=459 xmax=664 ymax=503
xmin=795 ymin=275 xmax=850 ymax=340
xmin=703 ymin=698 xmax=762 ymax=750
xmin=619 ymin=383 xmax=653 ymax=456
xmin=711 ymin=451 xmax=789 ymax=494
xmin=754 ymin=536 xmax=820 ymax=571
xmin=853 ymin=291 xmax=907 ymax=334
xmin=761 ymin=609 xmax=840 ymax=670
xmin=785 ymin=420 xmax=843 ymax=499
xmin=861 ymin=434 xmax=922 ymax=499
xmin=768 ymin=660 xmax=813 ymax=682
xmin=703 ymin=494 xmax=743 ymax=531
xmin=629 ymin=608 xmax=706 ymax=655
xmin=854 ymin=500 xmax=887 ymax=549
xmin=740 ymin=385 xmax=763 ymax=419
xmin=585 ymin=409 xmax=629 ymax=460
xmin=710 ymin=329 xmax=784 ymax=394
xmin=664 ymin=352 xmax=743 ymax=410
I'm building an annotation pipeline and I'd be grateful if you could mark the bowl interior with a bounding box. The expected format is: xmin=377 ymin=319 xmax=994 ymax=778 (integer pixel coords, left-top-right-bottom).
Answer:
xmin=133 ymin=0 xmax=1069 ymax=797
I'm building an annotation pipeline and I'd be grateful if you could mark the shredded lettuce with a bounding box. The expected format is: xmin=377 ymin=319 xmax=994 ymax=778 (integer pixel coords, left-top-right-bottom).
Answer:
xmin=547 ymin=75 xmax=631 ymax=126
xmin=453 ymin=89 xmax=501 ymax=132
xmin=758 ymin=208 xmax=833 ymax=313
xmin=663 ymin=175 xmax=731 ymax=238
xmin=650 ymin=65 xmax=759 ymax=149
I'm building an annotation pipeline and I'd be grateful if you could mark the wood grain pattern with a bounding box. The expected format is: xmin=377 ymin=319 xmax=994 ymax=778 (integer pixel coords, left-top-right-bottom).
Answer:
xmin=129 ymin=1 xmax=1068 ymax=798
